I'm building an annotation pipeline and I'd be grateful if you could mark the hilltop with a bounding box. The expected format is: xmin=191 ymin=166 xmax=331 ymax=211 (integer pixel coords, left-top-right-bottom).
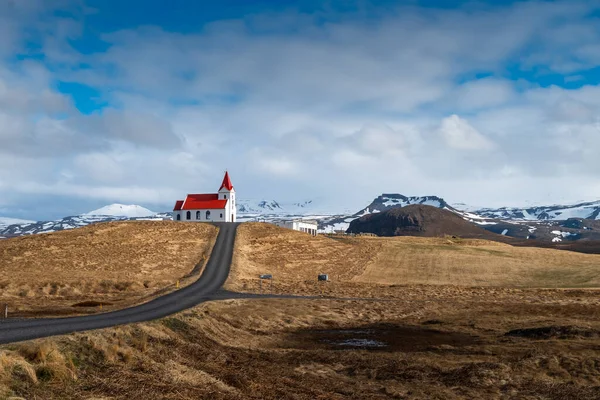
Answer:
xmin=0 ymin=221 xmax=217 ymax=316
xmin=346 ymin=204 xmax=504 ymax=239
xmin=226 ymin=222 xmax=600 ymax=294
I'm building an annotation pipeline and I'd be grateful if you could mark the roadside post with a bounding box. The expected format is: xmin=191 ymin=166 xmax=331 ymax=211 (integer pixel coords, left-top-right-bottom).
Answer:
xmin=318 ymin=274 xmax=329 ymax=295
xmin=1 ymin=303 xmax=7 ymax=319
xmin=259 ymin=274 xmax=273 ymax=294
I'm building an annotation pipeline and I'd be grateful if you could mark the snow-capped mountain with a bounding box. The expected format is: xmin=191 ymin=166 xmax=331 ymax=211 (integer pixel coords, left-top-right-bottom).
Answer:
xmin=237 ymin=200 xmax=284 ymax=214
xmin=3 ymin=196 xmax=600 ymax=242
xmin=472 ymin=200 xmax=600 ymax=221
xmin=355 ymin=194 xmax=456 ymax=216
xmin=236 ymin=199 xmax=337 ymax=216
xmin=0 ymin=204 xmax=169 ymax=237
xmin=85 ymin=204 xmax=157 ymax=218
xmin=318 ymin=194 xmax=457 ymax=233
xmin=0 ymin=217 xmax=35 ymax=230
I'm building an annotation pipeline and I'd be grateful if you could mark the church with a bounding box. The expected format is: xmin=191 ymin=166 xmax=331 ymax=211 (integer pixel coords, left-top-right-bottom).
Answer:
xmin=173 ymin=171 xmax=237 ymax=223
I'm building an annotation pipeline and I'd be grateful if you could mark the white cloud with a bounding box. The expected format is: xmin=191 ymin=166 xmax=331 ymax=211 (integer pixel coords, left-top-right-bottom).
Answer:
xmin=2 ymin=0 xmax=600 ymax=218
xmin=450 ymin=78 xmax=516 ymax=111
xmin=80 ymin=109 xmax=182 ymax=149
xmin=439 ymin=115 xmax=495 ymax=150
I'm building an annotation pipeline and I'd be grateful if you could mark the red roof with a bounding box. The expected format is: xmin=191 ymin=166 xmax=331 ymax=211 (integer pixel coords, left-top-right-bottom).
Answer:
xmin=180 ymin=193 xmax=227 ymax=210
xmin=219 ymin=171 xmax=233 ymax=191
xmin=187 ymin=194 xmax=218 ymax=202
xmin=173 ymin=200 xmax=184 ymax=211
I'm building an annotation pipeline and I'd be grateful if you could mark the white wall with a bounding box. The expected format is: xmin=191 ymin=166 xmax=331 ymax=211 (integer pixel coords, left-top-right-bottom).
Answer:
xmin=219 ymin=188 xmax=236 ymax=222
xmin=273 ymin=220 xmax=318 ymax=235
xmin=177 ymin=208 xmax=227 ymax=222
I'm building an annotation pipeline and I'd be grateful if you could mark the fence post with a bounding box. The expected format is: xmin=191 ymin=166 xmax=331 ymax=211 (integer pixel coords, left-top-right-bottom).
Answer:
xmin=3 ymin=304 xmax=6 ymax=319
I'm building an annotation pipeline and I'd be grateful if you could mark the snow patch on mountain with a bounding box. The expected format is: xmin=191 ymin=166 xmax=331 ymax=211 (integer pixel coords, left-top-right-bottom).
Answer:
xmin=84 ymin=204 xmax=156 ymax=218
xmin=0 ymin=217 xmax=35 ymax=229
xmin=551 ymin=230 xmax=578 ymax=238
xmin=236 ymin=198 xmax=337 ymax=216
xmin=237 ymin=200 xmax=283 ymax=214
xmin=472 ymin=200 xmax=600 ymax=221
xmin=0 ymin=205 xmax=170 ymax=237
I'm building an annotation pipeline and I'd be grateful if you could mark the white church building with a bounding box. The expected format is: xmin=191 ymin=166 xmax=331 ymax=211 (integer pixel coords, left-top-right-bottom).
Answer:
xmin=173 ymin=171 xmax=236 ymax=223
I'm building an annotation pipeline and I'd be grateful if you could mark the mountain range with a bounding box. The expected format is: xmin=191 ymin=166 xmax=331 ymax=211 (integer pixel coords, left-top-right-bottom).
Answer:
xmin=472 ymin=200 xmax=600 ymax=221
xmin=1 ymin=196 xmax=600 ymax=242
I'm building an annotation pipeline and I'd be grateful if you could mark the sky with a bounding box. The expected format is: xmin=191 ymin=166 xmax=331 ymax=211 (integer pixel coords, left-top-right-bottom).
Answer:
xmin=1 ymin=0 xmax=600 ymax=220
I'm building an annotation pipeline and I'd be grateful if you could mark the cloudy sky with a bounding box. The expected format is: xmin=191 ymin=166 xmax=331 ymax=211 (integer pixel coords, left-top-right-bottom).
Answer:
xmin=1 ymin=0 xmax=600 ymax=220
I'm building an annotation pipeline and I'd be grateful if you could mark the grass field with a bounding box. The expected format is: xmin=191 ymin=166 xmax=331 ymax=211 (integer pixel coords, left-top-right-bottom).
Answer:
xmin=226 ymin=223 xmax=600 ymax=297
xmin=2 ymin=291 xmax=600 ymax=399
xmin=3 ymin=220 xmax=598 ymax=317
xmin=2 ymin=221 xmax=600 ymax=398
xmin=0 ymin=221 xmax=218 ymax=316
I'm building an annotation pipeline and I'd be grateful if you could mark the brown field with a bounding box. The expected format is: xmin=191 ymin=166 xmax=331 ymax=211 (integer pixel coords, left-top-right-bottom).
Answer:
xmin=0 ymin=221 xmax=218 ymax=316
xmin=2 ymin=221 xmax=600 ymax=398
xmin=2 ymin=292 xmax=600 ymax=399
xmin=227 ymin=223 xmax=600 ymax=297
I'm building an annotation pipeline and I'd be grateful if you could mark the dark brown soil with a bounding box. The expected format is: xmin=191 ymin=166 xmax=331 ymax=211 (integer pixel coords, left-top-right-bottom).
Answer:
xmin=505 ymin=325 xmax=600 ymax=340
xmin=71 ymin=301 xmax=113 ymax=307
xmin=285 ymin=323 xmax=481 ymax=352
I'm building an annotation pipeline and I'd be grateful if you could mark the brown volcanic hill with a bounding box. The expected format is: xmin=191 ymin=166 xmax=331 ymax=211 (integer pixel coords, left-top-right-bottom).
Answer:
xmin=346 ymin=204 xmax=508 ymax=240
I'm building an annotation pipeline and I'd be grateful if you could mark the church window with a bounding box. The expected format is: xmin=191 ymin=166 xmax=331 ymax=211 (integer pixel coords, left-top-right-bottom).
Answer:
xmin=224 ymin=194 xmax=227 ymax=199
xmin=206 ymin=210 xmax=211 ymax=219
xmin=196 ymin=211 xmax=201 ymax=220
xmin=186 ymin=211 xmax=191 ymax=220
xmin=220 ymin=213 xmax=223 ymax=218
xmin=176 ymin=214 xmax=181 ymax=221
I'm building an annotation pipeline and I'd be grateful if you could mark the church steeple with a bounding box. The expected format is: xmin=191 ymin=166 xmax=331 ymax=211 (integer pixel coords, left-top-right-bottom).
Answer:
xmin=219 ymin=171 xmax=233 ymax=191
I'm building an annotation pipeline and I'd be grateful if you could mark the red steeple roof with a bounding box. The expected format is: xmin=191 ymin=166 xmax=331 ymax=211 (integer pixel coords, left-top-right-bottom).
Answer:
xmin=219 ymin=171 xmax=233 ymax=191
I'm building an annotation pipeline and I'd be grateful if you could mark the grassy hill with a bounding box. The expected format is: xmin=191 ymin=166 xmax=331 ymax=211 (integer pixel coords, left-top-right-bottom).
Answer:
xmin=227 ymin=223 xmax=600 ymax=296
xmin=0 ymin=221 xmax=218 ymax=316
xmin=1 ymin=222 xmax=600 ymax=398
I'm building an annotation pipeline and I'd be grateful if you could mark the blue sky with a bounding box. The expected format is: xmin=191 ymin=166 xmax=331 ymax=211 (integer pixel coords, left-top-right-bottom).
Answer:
xmin=1 ymin=0 xmax=600 ymax=220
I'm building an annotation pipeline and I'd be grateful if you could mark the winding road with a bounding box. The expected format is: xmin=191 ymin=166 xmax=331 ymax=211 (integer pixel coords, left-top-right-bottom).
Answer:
xmin=0 ymin=222 xmax=240 ymax=344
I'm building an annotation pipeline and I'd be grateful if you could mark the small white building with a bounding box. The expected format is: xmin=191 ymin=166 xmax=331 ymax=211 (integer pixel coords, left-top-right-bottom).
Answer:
xmin=273 ymin=219 xmax=318 ymax=236
xmin=173 ymin=171 xmax=237 ymax=223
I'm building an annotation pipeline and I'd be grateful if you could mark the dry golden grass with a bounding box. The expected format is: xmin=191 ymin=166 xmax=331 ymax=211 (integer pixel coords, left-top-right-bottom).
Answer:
xmin=356 ymin=235 xmax=600 ymax=287
xmin=3 ymin=221 xmax=600 ymax=398
xmin=3 ymin=289 xmax=600 ymax=399
xmin=227 ymin=223 xmax=600 ymax=296
xmin=0 ymin=221 xmax=218 ymax=316
xmin=227 ymin=222 xmax=377 ymax=291
xmin=0 ymin=339 xmax=78 ymax=398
